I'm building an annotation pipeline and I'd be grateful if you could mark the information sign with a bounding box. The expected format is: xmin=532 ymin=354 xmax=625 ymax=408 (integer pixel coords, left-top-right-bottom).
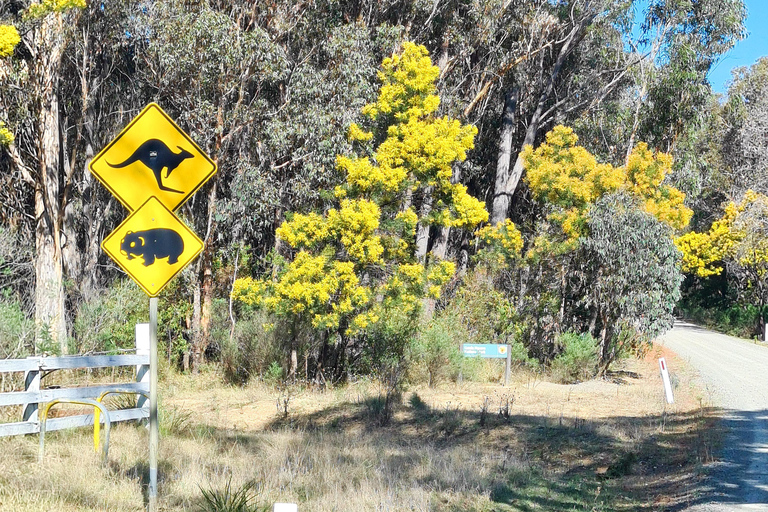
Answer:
xmin=461 ymin=343 xmax=509 ymax=358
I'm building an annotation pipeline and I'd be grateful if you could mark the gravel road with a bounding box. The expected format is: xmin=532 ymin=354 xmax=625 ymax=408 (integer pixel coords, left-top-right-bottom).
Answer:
xmin=661 ymin=322 xmax=768 ymax=510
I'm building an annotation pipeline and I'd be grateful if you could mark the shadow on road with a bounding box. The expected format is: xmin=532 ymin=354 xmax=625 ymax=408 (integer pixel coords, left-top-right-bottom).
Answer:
xmin=692 ymin=409 xmax=768 ymax=508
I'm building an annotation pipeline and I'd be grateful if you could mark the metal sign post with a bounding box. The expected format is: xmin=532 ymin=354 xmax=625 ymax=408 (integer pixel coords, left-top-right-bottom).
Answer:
xmin=148 ymin=297 xmax=159 ymax=511
xmin=90 ymin=103 xmax=216 ymax=511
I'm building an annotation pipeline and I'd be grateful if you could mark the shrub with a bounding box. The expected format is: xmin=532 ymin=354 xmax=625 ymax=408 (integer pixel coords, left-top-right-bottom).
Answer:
xmin=71 ymin=280 xmax=147 ymax=354
xmin=410 ymin=314 xmax=465 ymax=387
xmin=550 ymin=332 xmax=598 ymax=384
xmin=221 ymin=309 xmax=283 ymax=385
xmin=0 ymin=298 xmax=34 ymax=359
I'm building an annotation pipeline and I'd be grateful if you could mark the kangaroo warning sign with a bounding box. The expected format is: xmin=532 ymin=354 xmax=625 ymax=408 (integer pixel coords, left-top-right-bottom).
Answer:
xmin=89 ymin=103 xmax=217 ymax=212
xmin=102 ymin=197 xmax=204 ymax=297
xmin=92 ymin=103 xmax=214 ymax=297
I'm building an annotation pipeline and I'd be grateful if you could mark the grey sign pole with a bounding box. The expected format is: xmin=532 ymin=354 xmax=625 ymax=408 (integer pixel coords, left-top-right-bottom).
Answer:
xmin=148 ymin=297 xmax=159 ymax=511
xmin=505 ymin=344 xmax=511 ymax=386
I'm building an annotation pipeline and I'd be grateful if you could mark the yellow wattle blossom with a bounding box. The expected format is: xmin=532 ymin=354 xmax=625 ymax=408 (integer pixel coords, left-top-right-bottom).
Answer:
xmin=25 ymin=0 xmax=86 ymax=19
xmin=0 ymin=121 xmax=14 ymax=147
xmin=478 ymin=220 xmax=524 ymax=264
xmin=362 ymin=42 xmax=441 ymax=122
xmin=675 ymin=191 xmax=764 ymax=277
xmin=348 ymin=123 xmax=373 ymax=142
xmin=523 ymin=125 xmax=692 ymax=249
xmin=0 ymin=25 xmax=20 ymax=57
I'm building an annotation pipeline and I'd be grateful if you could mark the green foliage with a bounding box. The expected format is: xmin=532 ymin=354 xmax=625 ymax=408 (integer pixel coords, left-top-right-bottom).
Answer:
xmin=583 ymin=193 xmax=683 ymax=368
xmin=678 ymin=301 xmax=760 ymax=339
xmin=263 ymin=361 xmax=284 ymax=385
xmin=409 ymin=314 xmax=465 ymax=387
xmin=198 ymin=479 xmax=268 ymax=512
xmin=71 ymin=280 xmax=146 ymax=354
xmin=358 ymin=305 xmax=419 ymax=376
xmin=0 ymin=298 xmax=34 ymax=359
xmin=550 ymin=332 xmax=598 ymax=384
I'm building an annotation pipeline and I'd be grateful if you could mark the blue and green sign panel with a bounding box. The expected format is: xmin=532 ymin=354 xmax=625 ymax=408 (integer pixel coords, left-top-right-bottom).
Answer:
xmin=461 ymin=343 xmax=509 ymax=359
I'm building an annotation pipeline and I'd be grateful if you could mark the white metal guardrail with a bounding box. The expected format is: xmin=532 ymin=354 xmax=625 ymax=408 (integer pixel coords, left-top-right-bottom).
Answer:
xmin=0 ymin=336 xmax=150 ymax=438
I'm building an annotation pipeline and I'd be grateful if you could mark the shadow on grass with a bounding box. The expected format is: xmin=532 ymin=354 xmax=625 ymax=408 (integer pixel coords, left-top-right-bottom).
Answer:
xmin=158 ymin=391 xmax=743 ymax=512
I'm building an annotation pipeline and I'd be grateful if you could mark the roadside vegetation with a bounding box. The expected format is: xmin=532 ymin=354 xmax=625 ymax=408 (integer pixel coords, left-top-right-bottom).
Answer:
xmin=0 ymin=0 xmax=764 ymax=509
xmin=0 ymin=355 xmax=721 ymax=512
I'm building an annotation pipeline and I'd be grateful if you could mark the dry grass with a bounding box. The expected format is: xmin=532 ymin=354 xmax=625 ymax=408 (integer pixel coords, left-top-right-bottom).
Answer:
xmin=0 ymin=345 xmax=722 ymax=511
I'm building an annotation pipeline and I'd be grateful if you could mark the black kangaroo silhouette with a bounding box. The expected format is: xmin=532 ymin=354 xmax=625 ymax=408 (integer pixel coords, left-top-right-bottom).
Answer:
xmin=107 ymin=139 xmax=193 ymax=194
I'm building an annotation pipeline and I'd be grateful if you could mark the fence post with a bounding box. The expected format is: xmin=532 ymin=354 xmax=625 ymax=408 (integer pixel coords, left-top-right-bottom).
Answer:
xmin=22 ymin=357 xmax=41 ymax=423
xmin=136 ymin=324 xmax=150 ymax=411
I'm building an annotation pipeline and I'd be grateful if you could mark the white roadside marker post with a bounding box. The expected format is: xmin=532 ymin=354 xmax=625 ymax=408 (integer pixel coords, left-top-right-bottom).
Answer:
xmin=658 ymin=357 xmax=674 ymax=404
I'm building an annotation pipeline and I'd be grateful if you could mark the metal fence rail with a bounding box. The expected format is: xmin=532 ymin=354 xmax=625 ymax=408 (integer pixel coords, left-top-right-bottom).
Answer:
xmin=0 ymin=339 xmax=150 ymax=438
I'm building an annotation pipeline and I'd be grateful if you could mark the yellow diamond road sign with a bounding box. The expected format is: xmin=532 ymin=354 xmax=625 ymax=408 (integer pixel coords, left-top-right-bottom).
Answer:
xmin=102 ymin=197 xmax=204 ymax=297
xmin=90 ymin=103 xmax=217 ymax=212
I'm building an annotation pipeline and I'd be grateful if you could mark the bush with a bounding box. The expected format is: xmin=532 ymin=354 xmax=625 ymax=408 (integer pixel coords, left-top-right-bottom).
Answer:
xmin=550 ymin=332 xmax=598 ymax=384
xmin=410 ymin=314 xmax=465 ymax=387
xmin=221 ymin=309 xmax=283 ymax=385
xmin=358 ymin=306 xmax=419 ymax=377
xmin=70 ymin=280 xmax=147 ymax=354
xmin=0 ymin=297 xmax=34 ymax=359
xmin=679 ymin=302 xmax=760 ymax=339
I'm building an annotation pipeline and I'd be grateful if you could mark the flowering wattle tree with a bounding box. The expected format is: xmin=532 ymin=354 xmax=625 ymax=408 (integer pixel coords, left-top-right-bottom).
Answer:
xmin=482 ymin=125 xmax=691 ymax=371
xmin=522 ymin=125 xmax=692 ymax=254
xmin=676 ymin=191 xmax=768 ymax=333
xmin=233 ymin=43 xmax=488 ymax=381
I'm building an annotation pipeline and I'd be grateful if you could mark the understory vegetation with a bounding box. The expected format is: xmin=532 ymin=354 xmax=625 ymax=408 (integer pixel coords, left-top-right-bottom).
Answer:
xmin=0 ymin=0 xmax=765 ymax=507
xmin=0 ymin=363 xmax=722 ymax=512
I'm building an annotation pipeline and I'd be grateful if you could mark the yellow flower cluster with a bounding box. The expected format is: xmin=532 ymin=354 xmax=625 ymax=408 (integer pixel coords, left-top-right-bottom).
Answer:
xmin=675 ymin=192 xmax=761 ymax=277
xmin=523 ymin=125 xmax=692 ymax=246
xmin=0 ymin=25 xmax=20 ymax=57
xmin=336 ymin=155 xmax=406 ymax=194
xmin=362 ymin=42 xmax=441 ymax=122
xmin=477 ymin=220 xmax=524 ymax=264
xmin=278 ymin=199 xmax=384 ymax=265
xmin=347 ymin=123 xmax=373 ymax=142
xmin=25 ymin=0 xmax=86 ymax=19
xmin=0 ymin=121 xmax=14 ymax=147
xmin=625 ymin=143 xmax=692 ymax=230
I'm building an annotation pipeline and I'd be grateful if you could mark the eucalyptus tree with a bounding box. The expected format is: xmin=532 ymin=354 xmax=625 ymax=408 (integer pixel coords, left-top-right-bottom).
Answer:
xmin=0 ymin=0 xmax=88 ymax=352
xmin=720 ymin=57 xmax=768 ymax=197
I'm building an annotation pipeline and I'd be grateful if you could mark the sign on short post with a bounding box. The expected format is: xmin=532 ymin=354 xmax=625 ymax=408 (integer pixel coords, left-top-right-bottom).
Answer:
xmin=274 ymin=504 xmax=298 ymax=512
xmin=658 ymin=357 xmax=674 ymax=404
xmin=461 ymin=344 xmax=512 ymax=386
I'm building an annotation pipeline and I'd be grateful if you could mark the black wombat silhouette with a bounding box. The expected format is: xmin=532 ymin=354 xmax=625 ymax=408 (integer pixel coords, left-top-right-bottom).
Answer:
xmin=107 ymin=139 xmax=193 ymax=194
xmin=120 ymin=228 xmax=184 ymax=266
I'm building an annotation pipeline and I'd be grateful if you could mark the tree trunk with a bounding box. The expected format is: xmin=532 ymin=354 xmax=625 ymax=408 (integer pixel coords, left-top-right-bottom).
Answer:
xmin=491 ymin=21 xmax=588 ymax=224
xmin=490 ymin=87 xmax=520 ymax=225
xmin=190 ymin=282 xmax=201 ymax=372
xmin=33 ymin=14 xmax=67 ymax=353
xmin=415 ymin=187 xmax=434 ymax=263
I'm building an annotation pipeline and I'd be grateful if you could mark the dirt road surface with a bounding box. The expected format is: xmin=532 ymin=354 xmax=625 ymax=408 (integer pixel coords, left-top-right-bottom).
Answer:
xmin=661 ymin=322 xmax=768 ymax=510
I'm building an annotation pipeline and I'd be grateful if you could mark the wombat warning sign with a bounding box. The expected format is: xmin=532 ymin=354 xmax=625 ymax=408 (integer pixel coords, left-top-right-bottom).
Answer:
xmin=101 ymin=197 xmax=203 ymax=297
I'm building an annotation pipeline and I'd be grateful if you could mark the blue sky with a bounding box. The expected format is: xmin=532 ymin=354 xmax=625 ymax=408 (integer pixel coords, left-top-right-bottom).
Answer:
xmin=707 ymin=0 xmax=768 ymax=94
